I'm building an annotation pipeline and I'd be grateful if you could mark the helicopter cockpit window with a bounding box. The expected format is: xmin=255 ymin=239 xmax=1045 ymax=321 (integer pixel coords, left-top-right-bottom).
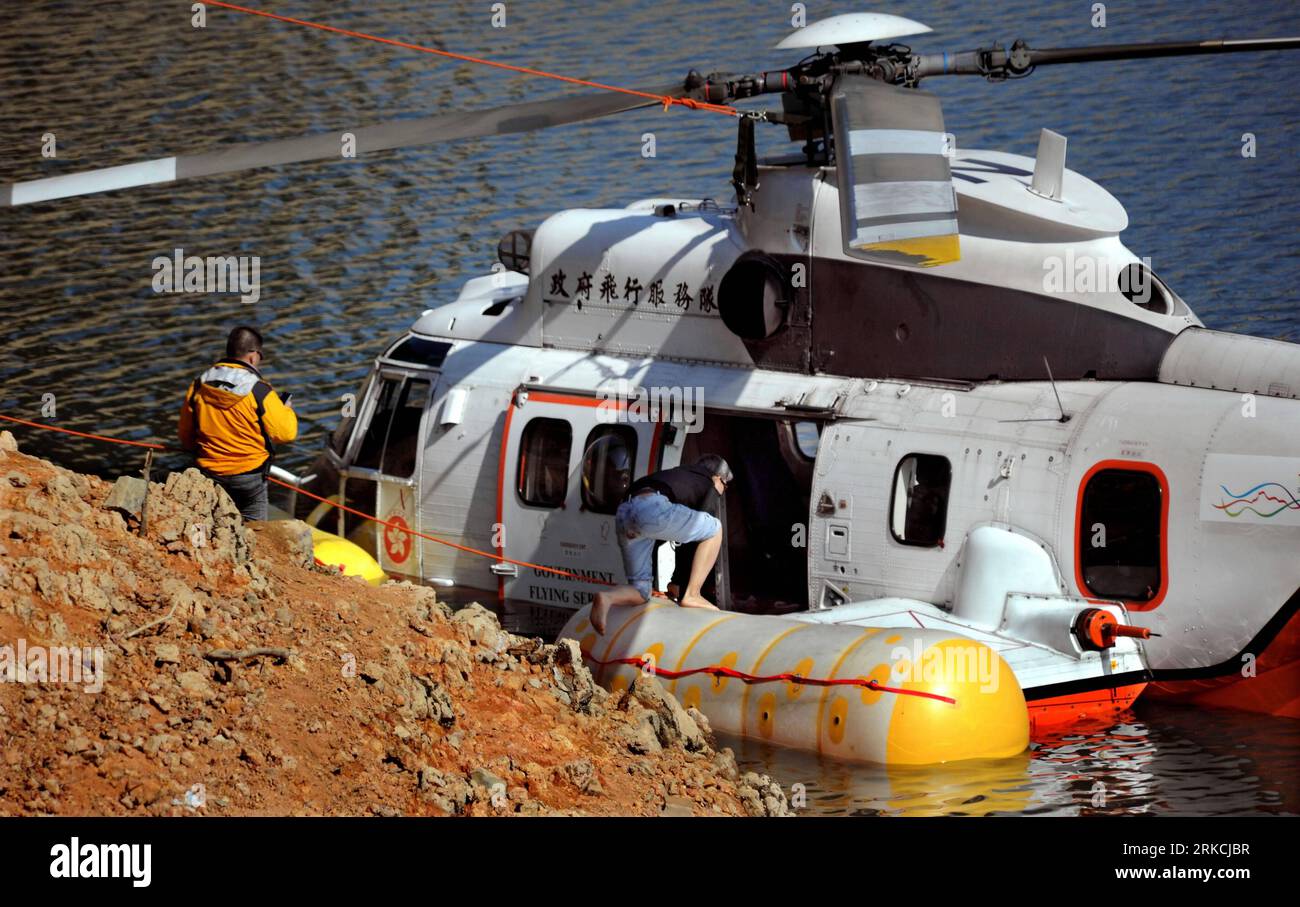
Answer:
xmin=385 ymin=336 xmax=452 ymax=368
xmin=517 ymin=418 xmax=572 ymax=508
xmin=890 ymin=454 xmax=952 ymax=548
xmin=354 ymin=377 xmax=401 ymax=471
xmin=380 ymin=379 xmax=431 ymax=479
xmin=581 ymin=426 xmax=638 ymax=514
xmin=352 ymin=376 xmax=430 ymax=479
xmin=1079 ymin=468 xmax=1163 ymax=602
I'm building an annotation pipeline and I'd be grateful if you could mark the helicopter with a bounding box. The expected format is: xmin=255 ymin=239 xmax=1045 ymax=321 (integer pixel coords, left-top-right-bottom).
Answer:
xmin=5 ymin=10 xmax=1299 ymax=730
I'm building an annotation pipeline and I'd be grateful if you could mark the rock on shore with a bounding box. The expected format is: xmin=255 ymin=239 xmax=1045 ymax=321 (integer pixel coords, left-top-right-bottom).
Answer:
xmin=0 ymin=433 xmax=790 ymax=817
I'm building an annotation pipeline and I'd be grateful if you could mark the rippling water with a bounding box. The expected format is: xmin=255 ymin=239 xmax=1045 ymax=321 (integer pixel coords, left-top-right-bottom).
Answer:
xmin=725 ymin=701 xmax=1300 ymax=816
xmin=1 ymin=0 xmax=1297 ymax=815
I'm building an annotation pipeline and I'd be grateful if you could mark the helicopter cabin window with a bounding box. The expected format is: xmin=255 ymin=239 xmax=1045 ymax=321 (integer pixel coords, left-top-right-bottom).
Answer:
xmin=581 ymin=426 xmax=638 ymax=515
xmin=890 ymin=454 xmax=951 ymax=547
xmin=352 ymin=376 xmax=430 ymax=479
xmin=1079 ymin=468 xmax=1163 ymax=602
xmin=517 ymin=418 xmax=572 ymax=508
xmin=794 ymin=422 xmax=820 ymax=460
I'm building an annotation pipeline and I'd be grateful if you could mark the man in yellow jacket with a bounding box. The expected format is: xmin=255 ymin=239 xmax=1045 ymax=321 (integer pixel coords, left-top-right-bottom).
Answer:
xmin=178 ymin=326 xmax=297 ymax=520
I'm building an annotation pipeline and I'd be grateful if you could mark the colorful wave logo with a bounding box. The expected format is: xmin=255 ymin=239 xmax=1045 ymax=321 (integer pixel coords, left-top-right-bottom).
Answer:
xmin=1214 ymin=481 xmax=1300 ymax=519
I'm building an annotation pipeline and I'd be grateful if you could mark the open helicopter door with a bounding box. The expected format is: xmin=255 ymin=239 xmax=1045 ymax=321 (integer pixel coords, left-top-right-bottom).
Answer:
xmin=495 ymin=389 xmax=671 ymax=614
xmin=679 ymin=412 xmax=819 ymax=613
xmin=336 ymin=368 xmax=435 ymax=579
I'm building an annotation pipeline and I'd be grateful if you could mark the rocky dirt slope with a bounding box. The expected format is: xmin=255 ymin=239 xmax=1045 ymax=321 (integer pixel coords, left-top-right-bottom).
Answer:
xmin=0 ymin=432 xmax=789 ymax=817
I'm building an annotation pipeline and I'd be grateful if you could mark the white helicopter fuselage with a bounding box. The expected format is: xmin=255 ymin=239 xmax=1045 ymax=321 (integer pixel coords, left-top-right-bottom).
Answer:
xmin=299 ymin=150 xmax=1300 ymax=723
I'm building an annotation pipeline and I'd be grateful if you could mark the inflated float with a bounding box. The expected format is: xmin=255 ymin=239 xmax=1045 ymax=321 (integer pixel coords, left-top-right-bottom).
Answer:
xmin=559 ymin=602 xmax=1028 ymax=765
xmin=309 ymin=526 xmax=386 ymax=586
xmin=792 ymin=526 xmax=1152 ymax=735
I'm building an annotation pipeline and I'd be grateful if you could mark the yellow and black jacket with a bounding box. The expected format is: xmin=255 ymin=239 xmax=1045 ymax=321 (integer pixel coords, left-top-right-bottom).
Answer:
xmin=178 ymin=359 xmax=297 ymax=476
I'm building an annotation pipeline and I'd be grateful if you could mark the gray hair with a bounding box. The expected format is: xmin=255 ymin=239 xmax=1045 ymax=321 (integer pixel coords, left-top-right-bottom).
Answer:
xmin=696 ymin=454 xmax=734 ymax=484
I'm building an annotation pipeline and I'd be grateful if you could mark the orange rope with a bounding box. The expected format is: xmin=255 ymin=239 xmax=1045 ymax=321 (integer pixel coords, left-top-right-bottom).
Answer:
xmin=0 ymin=414 xmax=172 ymax=451
xmin=0 ymin=411 xmax=607 ymax=585
xmin=583 ymin=651 xmax=958 ymax=704
xmin=203 ymin=1 xmax=738 ymax=117
xmin=268 ymin=474 xmax=612 ymax=585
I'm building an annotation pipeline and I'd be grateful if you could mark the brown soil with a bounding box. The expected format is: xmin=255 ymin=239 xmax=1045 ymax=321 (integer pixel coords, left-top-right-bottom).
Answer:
xmin=0 ymin=431 xmax=789 ymax=817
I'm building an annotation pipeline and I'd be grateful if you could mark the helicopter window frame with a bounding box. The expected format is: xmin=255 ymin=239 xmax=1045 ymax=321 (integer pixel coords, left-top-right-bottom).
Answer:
xmin=793 ymin=421 xmax=821 ymax=461
xmin=349 ymin=370 xmax=431 ymax=480
xmin=352 ymin=374 xmax=403 ymax=473
xmin=378 ymin=377 xmax=432 ymax=480
xmin=329 ymin=371 xmax=373 ymax=462
xmin=516 ymin=417 xmax=573 ymax=509
xmin=383 ymin=335 xmax=452 ymax=369
xmin=889 ymin=453 xmax=952 ymax=548
xmin=1075 ymin=461 xmax=1168 ymax=611
xmin=580 ymin=425 xmax=639 ymax=515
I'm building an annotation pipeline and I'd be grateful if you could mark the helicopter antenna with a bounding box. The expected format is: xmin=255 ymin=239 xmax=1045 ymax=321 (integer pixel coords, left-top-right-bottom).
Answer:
xmin=998 ymin=356 xmax=1072 ymax=423
xmin=1043 ymin=356 xmax=1070 ymax=423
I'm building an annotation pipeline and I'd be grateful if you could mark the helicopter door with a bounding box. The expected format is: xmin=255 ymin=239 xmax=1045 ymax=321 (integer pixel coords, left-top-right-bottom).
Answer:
xmin=339 ymin=369 xmax=434 ymax=578
xmin=496 ymin=390 xmax=667 ymax=608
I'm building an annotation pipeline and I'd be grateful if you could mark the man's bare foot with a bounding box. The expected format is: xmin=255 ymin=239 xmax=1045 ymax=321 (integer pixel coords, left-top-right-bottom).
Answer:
xmin=679 ymin=593 xmax=718 ymax=611
xmin=590 ymin=593 xmax=611 ymax=635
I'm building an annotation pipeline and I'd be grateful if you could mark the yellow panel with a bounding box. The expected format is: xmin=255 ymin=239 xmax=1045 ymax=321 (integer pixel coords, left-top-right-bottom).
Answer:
xmin=859 ymin=233 xmax=961 ymax=268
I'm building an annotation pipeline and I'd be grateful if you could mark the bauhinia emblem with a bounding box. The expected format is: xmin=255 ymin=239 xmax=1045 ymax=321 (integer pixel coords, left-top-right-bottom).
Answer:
xmin=384 ymin=514 xmax=412 ymax=563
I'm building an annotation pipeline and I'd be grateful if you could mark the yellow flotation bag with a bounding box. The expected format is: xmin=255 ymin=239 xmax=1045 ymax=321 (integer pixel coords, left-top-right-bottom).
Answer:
xmin=310 ymin=526 xmax=386 ymax=586
xmin=560 ymin=602 xmax=1028 ymax=766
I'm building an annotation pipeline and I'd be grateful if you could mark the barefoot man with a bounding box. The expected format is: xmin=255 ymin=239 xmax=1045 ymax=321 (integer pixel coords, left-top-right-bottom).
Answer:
xmin=590 ymin=455 xmax=733 ymax=634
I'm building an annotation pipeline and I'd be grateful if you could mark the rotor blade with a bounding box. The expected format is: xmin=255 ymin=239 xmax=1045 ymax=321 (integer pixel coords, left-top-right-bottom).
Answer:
xmin=915 ymin=36 xmax=1300 ymax=78
xmin=830 ymin=76 xmax=960 ymax=268
xmin=1 ymin=82 xmax=685 ymax=206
